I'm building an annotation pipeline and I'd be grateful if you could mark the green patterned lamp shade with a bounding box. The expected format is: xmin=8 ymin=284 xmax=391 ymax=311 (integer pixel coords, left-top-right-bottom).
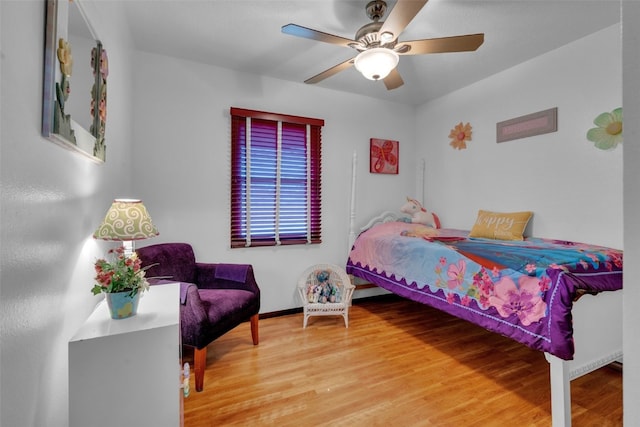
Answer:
xmin=93 ymin=199 xmax=159 ymax=241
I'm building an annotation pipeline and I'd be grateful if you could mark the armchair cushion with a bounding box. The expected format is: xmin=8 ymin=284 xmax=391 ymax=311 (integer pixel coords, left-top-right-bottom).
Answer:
xmin=198 ymin=289 xmax=258 ymax=345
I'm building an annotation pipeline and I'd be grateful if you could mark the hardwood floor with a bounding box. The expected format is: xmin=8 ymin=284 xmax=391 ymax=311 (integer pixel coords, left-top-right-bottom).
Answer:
xmin=182 ymin=296 xmax=622 ymax=426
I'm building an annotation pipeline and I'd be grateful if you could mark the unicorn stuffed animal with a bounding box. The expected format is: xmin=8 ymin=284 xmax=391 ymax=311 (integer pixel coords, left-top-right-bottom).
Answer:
xmin=400 ymin=197 xmax=441 ymax=229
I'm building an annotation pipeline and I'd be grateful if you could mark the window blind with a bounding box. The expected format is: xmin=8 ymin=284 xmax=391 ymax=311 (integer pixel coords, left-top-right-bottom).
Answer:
xmin=230 ymin=108 xmax=323 ymax=248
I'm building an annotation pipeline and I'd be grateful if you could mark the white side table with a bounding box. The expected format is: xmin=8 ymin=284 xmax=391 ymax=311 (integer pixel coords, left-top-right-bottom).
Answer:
xmin=69 ymin=283 xmax=182 ymax=427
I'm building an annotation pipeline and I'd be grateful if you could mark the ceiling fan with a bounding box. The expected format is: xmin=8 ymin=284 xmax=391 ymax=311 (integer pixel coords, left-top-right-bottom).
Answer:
xmin=282 ymin=0 xmax=484 ymax=90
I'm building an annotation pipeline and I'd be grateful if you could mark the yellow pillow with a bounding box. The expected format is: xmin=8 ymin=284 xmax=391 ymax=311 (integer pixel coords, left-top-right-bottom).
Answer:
xmin=469 ymin=210 xmax=533 ymax=241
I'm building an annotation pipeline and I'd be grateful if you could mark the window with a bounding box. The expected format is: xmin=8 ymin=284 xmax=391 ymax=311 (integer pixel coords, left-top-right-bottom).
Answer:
xmin=230 ymin=108 xmax=324 ymax=248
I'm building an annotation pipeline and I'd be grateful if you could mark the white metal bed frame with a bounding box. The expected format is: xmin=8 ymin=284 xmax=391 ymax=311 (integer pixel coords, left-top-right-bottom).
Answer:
xmin=347 ymin=152 xmax=622 ymax=427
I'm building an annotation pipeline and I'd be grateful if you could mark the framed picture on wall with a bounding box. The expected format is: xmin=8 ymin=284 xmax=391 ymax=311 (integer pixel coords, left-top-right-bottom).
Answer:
xmin=496 ymin=107 xmax=558 ymax=143
xmin=370 ymin=138 xmax=399 ymax=174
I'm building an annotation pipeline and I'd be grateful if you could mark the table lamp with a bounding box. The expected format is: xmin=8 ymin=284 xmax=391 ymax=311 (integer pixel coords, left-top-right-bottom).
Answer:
xmin=93 ymin=199 xmax=159 ymax=256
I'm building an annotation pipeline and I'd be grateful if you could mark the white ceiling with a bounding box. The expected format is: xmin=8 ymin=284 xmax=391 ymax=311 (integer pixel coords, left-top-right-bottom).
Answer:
xmin=113 ymin=0 xmax=621 ymax=106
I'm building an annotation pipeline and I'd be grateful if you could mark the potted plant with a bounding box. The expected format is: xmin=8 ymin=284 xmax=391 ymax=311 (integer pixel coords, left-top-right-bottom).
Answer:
xmin=91 ymin=246 xmax=151 ymax=319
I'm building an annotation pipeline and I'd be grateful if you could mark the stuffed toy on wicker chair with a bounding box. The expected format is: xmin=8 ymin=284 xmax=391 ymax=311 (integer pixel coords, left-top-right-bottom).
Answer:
xmin=298 ymin=264 xmax=354 ymax=328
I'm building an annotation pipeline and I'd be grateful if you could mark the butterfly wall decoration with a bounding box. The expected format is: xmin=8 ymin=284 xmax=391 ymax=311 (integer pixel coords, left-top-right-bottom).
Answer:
xmin=370 ymin=138 xmax=399 ymax=174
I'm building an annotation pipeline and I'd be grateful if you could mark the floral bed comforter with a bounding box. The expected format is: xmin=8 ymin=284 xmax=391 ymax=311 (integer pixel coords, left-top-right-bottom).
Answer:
xmin=346 ymin=222 xmax=623 ymax=360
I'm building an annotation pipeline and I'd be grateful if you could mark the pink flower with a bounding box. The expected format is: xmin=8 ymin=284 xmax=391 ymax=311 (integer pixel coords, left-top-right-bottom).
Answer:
xmin=446 ymin=292 xmax=456 ymax=304
xmin=538 ymin=276 xmax=551 ymax=292
xmin=472 ymin=271 xmax=482 ymax=286
xmin=478 ymin=294 xmax=490 ymax=309
xmin=100 ymin=49 xmax=109 ymax=79
xmin=473 ymin=267 xmax=495 ymax=298
xmin=492 ymin=266 xmax=500 ymax=277
xmin=482 ymin=270 xmax=491 ymax=283
xmin=94 ymin=260 xmax=106 ymax=273
xmin=461 ymin=295 xmax=471 ymax=306
xmin=447 ymin=260 xmax=466 ymax=290
xmin=98 ymin=99 xmax=107 ymax=122
xmin=525 ymin=263 xmax=536 ymax=273
xmin=439 ymin=257 xmax=447 ymax=266
xmin=91 ymin=248 xmax=151 ymax=296
xmin=608 ymin=252 xmax=622 ymax=268
xmin=489 ymin=276 xmax=547 ymax=326
xmin=478 ymin=281 xmax=493 ymax=296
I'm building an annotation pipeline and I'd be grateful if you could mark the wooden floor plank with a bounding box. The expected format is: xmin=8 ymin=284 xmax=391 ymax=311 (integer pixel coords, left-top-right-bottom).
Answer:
xmin=183 ymin=296 xmax=622 ymax=426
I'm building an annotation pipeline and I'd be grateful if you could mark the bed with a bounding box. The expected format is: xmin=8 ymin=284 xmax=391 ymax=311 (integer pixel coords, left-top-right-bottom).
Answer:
xmin=346 ymin=211 xmax=623 ymax=427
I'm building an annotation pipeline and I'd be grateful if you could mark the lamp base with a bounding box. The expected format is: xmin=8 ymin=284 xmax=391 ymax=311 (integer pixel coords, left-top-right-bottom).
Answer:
xmin=123 ymin=240 xmax=134 ymax=257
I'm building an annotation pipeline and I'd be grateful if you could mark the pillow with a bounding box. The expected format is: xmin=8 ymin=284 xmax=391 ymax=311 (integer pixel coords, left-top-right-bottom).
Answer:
xmin=469 ymin=210 xmax=533 ymax=241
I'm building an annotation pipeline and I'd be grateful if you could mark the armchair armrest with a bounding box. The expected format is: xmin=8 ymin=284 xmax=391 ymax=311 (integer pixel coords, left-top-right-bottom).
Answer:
xmin=195 ymin=263 xmax=260 ymax=295
xmin=179 ymin=283 xmax=211 ymax=348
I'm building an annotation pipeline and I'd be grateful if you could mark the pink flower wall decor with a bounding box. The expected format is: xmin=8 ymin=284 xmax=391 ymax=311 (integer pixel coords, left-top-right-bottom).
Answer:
xmin=449 ymin=122 xmax=473 ymax=150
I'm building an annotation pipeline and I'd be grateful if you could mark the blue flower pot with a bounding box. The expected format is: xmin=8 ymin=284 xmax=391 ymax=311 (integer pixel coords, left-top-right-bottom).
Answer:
xmin=105 ymin=291 xmax=140 ymax=319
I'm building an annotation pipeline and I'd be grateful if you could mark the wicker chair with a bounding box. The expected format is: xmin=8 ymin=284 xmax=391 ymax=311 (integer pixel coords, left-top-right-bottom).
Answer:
xmin=297 ymin=264 xmax=355 ymax=328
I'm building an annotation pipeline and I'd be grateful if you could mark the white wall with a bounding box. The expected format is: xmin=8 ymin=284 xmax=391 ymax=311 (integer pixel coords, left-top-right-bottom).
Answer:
xmin=131 ymin=52 xmax=417 ymax=312
xmin=416 ymin=24 xmax=622 ymax=249
xmin=0 ymin=1 xmax=135 ymax=426
xmin=623 ymin=1 xmax=640 ymax=424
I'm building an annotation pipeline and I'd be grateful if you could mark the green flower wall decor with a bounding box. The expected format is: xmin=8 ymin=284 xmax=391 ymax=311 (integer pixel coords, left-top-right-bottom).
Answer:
xmin=587 ymin=107 xmax=622 ymax=150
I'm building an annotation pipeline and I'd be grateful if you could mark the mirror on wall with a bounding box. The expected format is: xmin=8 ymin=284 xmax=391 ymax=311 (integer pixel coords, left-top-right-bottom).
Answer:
xmin=42 ymin=0 xmax=107 ymax=162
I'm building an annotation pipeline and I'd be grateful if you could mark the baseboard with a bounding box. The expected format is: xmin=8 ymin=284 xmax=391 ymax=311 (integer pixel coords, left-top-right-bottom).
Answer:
xmin=609 ymin=361 xmax=623 ymax=372
xmin=259 ymin=307 xmax=302 ymax=319
xmin=258 ymin=293 xmax=403 ymax=319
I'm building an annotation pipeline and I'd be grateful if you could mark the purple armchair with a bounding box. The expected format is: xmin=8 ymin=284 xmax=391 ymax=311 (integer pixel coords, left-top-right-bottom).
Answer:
xmin=136 ymin=243 xmax=260 ymax=392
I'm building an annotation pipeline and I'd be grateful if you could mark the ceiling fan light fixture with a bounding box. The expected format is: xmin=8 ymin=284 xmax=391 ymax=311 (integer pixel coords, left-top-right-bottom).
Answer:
xmin=379 ymin=31 xmax=394 ymax=44
xmin=354 ymin=47 xmax=399 ymax=81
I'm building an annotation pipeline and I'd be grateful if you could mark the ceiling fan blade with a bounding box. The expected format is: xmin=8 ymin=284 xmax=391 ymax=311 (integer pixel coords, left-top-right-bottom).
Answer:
xmin=398 ymin=33 xmax=485 ymax=55
xmin=282 ymin=23 xmax=355 ymax=48
xmin=379 ymin=0 xmax=428 ymax=42
xmin=304 ymin=57 xmax=355 ymax=84
xmin=383 ymin=68 xmax=404 ymax=90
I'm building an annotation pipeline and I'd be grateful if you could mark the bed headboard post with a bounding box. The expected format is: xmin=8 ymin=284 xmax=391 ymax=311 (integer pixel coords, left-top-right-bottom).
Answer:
xmin=348 ymin=150 xmax=357 ymax=249
xmin=348 ymin=155 xmax=426 ymax=249
xmin=417 ymin=158 xmax=425 ymax=203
